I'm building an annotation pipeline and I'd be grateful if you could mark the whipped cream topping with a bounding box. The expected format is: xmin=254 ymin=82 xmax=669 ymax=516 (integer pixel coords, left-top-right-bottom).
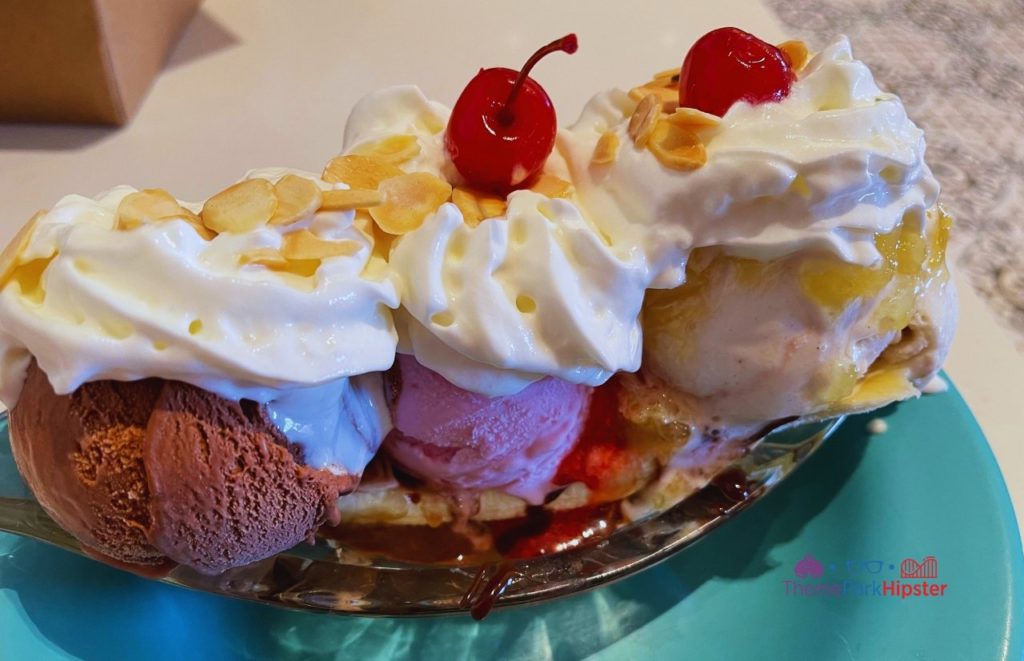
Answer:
xmin=560 ymin=36 xmax=940 ymax=288
xmin=0 ymin=35 xmax=944 ymax=416
xmin=391 ymin=192 xmax=649 ymax=396
xmin=0 ymin=169 xmax=399 ymax=408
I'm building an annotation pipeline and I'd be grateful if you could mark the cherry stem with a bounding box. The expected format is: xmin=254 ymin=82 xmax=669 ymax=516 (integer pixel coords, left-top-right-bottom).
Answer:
xmin=498 ymin=33 xmax=578 ymax=125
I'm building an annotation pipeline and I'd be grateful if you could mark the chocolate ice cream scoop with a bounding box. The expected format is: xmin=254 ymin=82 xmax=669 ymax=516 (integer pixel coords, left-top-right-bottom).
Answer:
xmin=9 ymin=362 xmax=356 ymax=575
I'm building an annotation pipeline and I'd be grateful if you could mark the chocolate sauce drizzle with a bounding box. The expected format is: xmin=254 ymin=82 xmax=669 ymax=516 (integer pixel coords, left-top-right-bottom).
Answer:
xmin=460 ymin=562 xmax=516 ymax=620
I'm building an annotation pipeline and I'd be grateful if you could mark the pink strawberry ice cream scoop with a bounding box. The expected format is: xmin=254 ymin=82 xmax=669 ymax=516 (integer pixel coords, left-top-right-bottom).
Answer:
xmin=384 ymin=354 xmax=592 ymax=503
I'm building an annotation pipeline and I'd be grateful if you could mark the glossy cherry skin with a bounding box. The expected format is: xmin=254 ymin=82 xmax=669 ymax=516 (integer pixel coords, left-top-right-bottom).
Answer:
xmin=445 ymin=68 xmax=557 ymax=193
xmin=679 ymin=27 xmax=795 ymax=117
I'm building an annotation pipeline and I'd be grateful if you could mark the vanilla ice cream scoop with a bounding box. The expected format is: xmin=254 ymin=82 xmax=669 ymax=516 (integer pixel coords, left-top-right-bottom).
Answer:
xmin=568 ymin=36 xmax=958 ymax=458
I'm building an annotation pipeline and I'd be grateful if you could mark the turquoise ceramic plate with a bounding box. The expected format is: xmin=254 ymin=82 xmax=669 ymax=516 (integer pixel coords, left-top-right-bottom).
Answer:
xmin=1 ymin=376 xmax=1021 ymax=660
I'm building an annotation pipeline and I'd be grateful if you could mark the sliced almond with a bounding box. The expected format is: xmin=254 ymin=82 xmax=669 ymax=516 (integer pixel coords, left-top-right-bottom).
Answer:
xmin=591 ymin=131 xmax=621 ymax=165
xmin=352 ymin=210 xmax=396 ymax=258
xmin=452 ymin=188 xmax=484 ymax=226
xmin=271 ymin=175 xmax=323 ymax=226
xmin=201 ymin=179 xmax=278 ymax=234
xmin=778 ymin=40 xmax=810 ymax=72
xmin=322 ymin=154 xmax=404 ymax=190
xmin=281 ymin=229 xmax=361 ymax=260
xmin=627 ymin=85 xmax=678 ymax=113
xmin=352 ymin=134 xmax=421 ymax=165
xmin=185 ymin=218 xmax=217 ymax=241
xmin=0 ymin=210 xmax=44 ymax=285
xmin=320 ymin=188 xmax=383 ymax=212
xmin=664 ymin=107 xmax=721 ymax=131
xmin=647 ymin=120 xmax=706 ymax=170
xmin=351 ymin=211 xmax=376 ymax=240
xmin=628 ymin=94 xmax=662 ymax=148
xmin=650 ymin=67 xmax=680 ymax=82
xmin=629 ymin=65 xmax=681 ymax=113
xmin=171 ymin=205 xmax=216 ymax=241
xmin=478 ymin=195 xmax=508 ymax=218
xmin=239 ymin=248 xmax=289 ymax=268
xmin=529 ymin=174 xmax=575 ymax=199
xmin=117 ymin=189 xmax=185 ymax=230
xmin=370 ymin=172 xmax=452 ymax=235
xmin=176 ymin=206 xmax=200 ymax=224
xmin=451 ymin=187 xmax=508 ymax=226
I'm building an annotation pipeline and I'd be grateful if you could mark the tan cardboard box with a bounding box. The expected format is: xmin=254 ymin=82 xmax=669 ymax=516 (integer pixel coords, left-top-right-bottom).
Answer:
xmin=0 ymin=0 xmax=200 ymax=125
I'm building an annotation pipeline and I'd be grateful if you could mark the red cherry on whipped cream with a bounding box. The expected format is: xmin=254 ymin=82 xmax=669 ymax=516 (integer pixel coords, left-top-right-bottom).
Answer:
xmin=678 ymin=27 xmax=794 ymax=117
xmin=445 ymin=34 xmax=578 ymax=194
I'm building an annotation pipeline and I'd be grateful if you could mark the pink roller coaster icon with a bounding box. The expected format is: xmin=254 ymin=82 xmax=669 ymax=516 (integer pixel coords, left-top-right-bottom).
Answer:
xmin=900 ymin=556 xmax=938 ymax=579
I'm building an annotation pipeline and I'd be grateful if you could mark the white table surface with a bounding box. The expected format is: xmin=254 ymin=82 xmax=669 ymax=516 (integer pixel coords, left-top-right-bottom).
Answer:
xmin=0 ymin=0 xmax=1021 ymax=530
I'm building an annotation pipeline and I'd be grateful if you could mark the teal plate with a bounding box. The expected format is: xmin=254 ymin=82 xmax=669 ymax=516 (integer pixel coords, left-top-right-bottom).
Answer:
xmin=1 ymin=376 xmax=1021 ymax=660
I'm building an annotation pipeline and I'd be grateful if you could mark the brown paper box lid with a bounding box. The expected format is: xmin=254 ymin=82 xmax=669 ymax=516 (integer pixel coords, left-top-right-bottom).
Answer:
xmin=0 ymin=0 xmax=200 ymax=125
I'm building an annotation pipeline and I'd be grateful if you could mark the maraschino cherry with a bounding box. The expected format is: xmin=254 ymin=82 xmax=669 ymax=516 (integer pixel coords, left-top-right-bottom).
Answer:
xmin=679 ymin=27 xmax=794 ymax=117
xmin=445 ymin=34 xmax=578 ymax=193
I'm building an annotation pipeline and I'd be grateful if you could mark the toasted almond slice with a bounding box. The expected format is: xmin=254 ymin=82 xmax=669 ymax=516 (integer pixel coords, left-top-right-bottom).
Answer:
xmin=238 ymin=248 xmax=289 ymax=268
xmin=628 ymin=93 xmax=662 ymax=148
xmin=352 ymin=210 xmax=398 ymax=259
xmin=176 ymin=206 xmax=200 ymax=224
xmin=271 ymin=175 xmax=323 ymax=226
xmin=647 ymin=120 xmax=707 ymax=170
xmin=352 ymin=134 xmax=421 ymax=165
xmin=628 ymin=85 xmax=678 ymax=113
xmin=530 ymin=173 xmax=575 ymax=199
xmin=186 ymin=219 xmax=217 ymax=241
xmin=370 ymin=172 xmax=453 ymax=235
xmin=778 ymin=40 xmax=810 ymax=72
xmin=452 ymin=187 xmax=506 ymax=225
xmin=452 ymin=188 xmax=484 ymax=226
xmin=352 ymin=211 xmax=376 ymax=240
xmin=320 ymin=188 xmax=383 ymax=211
xmin=591 ymin=131 xmax=621 ymax=165
xmin=651 ymin=67 xmax=680 ymax=81
xmin=0 ymin=210 xmax=44 ymax=285
xmin=281 ymin=229 xmax=361 ymax=260
xmin=478 ymin=196 xmax=508 ymax=218
xmin=201 ymin=179 xmax=278 ymax=234
xmin=322 ymin=154 xmax=404 ymax=190
xmin=172 ymin=205 xmax=216 ymax=240
xmin=117 ymin=189 xmax=184 ymax=230
xmin=665 ymin=107 xmax=721 ymax=131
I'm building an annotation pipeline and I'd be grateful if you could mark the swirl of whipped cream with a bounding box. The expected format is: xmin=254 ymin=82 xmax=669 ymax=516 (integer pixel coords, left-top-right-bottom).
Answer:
xmin=0 ymin=168 xmax=399 ymax=407
xmin=391 ymin=192 xmax=650 ymax=396
xmin=560 ymin=36 xmax=941 ymax=288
